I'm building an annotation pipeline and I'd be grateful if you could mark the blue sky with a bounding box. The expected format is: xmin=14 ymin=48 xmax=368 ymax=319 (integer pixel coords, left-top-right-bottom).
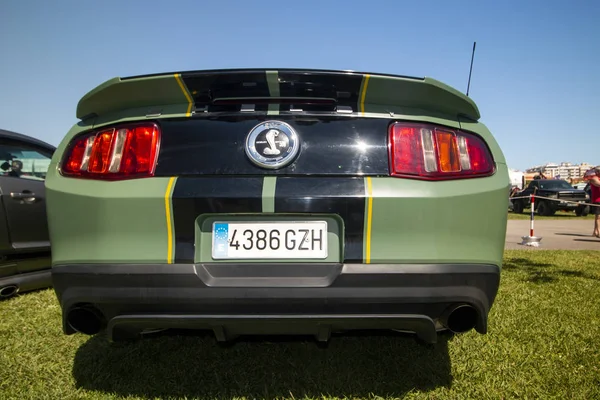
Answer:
xmin=1 ymin=0 xmax=598 ymax=171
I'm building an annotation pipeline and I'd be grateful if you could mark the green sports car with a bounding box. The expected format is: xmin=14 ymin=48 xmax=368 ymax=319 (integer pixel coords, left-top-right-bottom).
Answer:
xmin=46 ymin=68 xmax=509 ymax=344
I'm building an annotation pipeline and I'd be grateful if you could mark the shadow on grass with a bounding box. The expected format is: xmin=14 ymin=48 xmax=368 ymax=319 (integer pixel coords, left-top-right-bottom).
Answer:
xmin=503 ymin=257 xmax=556 ymax=283
xmin=556 ymin=269 xmax=600 ymax=280
xmin=72 ymin=330 xmax=452 ymax=399
xmin=503 ymin=258 xmax=600 ymax=283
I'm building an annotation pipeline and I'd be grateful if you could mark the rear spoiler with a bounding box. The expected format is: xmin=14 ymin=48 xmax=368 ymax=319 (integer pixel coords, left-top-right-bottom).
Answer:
xmin=76 ymin=68 xmax=481 ymax=121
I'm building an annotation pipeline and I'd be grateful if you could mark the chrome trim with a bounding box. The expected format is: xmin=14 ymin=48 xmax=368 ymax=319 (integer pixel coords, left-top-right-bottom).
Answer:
xmin=336 ymin=105 xmax=353 ymax=114
xmin=80 ymin=136 xmax=96 ymax=171
xmin=457 ymin=135 xmax=471 ymax=170
xmin=108 ymin=129 xmax=127 ymax=173
xmin=420 ymin=128 xmax=437 ymax=172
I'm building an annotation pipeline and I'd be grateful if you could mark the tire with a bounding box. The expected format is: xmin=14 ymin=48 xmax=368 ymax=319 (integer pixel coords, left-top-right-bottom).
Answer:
xmin=576 ymin=205 xmax=590 ymax=217
xmin=512 ymin=200 xmax=524 ymax=214
xmin=537 ymin=201 xmax=555 ymax=216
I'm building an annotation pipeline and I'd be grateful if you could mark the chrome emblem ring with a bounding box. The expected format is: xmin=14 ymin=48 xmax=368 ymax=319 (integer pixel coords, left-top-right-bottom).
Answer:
xmin=245 ymin=120 xmax=300 ymax=169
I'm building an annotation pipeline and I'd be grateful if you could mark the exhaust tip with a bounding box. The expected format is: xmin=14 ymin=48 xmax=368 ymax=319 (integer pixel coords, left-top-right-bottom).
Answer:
xmin=0 ymin=285 xmax=18 ymax=299
xmin=442 ymin=304 xmax=478 ymax=333
xmin=67 ymin=305 xmax=106 ymax=335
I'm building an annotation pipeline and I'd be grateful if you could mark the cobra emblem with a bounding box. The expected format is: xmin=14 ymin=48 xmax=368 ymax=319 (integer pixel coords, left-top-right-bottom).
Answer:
xmin=245 ymin=120 xmax=299 ymax=169
xmin=262 ymin=129 xmax=281 ymax=155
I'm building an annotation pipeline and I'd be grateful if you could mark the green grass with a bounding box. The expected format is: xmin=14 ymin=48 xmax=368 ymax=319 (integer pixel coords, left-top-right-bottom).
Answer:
xmin=507 ymin=209 xmax=595 ymax=220
xmin=1 ymin=251 xmax=600 ymax=399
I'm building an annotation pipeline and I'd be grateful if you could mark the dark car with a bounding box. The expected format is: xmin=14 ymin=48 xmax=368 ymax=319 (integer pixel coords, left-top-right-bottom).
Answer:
xmin=511 ymin=179 xmax=589 ymax=216
xmin=0 ymin=128 xmax=54 ymax=299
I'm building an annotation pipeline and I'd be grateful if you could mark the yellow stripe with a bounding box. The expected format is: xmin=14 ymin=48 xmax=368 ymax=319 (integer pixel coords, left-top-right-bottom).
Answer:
xmin=164 ymin=177 xmax=176 ymax=264
xmin=174 ymin=73 xmax=193 ymax=116
xmin=360 ymin=74 xmax=370 ymax=114
xmin=365 ymin=177 xmax=373 ymax=264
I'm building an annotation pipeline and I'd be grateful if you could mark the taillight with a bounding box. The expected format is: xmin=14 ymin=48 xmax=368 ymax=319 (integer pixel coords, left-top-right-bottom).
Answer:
xmin=388 ymin=122 xmax=494 ymax=180
xmin=61 ymin=123 xmax=160 ymax=180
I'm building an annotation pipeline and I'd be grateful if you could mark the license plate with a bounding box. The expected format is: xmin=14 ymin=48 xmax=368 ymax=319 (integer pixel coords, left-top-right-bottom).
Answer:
xmin=211 ymin=221 xmax=328 ymax=259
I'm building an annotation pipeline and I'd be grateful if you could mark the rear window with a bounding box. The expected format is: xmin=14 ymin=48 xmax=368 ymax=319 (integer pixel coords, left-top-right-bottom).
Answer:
xmin=0 ymin=144 xmax=52 ymax=180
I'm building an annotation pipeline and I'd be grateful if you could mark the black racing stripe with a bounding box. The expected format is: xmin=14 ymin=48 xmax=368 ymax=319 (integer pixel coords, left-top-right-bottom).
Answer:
xmin=171 ymin=177 xmax=263 ymax=263
xmin=180 ymin=70 xmax=363 ymax=113
xmin=181 ymin=71 xmax=270 ymax=110
xmin=274 ymin=177 xmax=366 ymax=263
xmin=277 ymin=70 xmax=364 ymax=109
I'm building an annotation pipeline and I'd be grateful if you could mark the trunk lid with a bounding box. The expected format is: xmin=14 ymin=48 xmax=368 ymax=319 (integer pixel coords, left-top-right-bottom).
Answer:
xmin=154 ymin=116 xmax=390 ymax=176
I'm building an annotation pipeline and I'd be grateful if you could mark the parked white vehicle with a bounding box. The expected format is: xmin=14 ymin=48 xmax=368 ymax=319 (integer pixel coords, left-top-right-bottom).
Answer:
xmin=508 ymin=169 xmax=524 ymax=189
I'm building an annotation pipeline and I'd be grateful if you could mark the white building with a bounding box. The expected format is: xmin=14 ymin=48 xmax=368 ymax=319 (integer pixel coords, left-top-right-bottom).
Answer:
xmin=579 ymin=162 xmax=593 ymax=176
xmin=526 ymin=162 xmax=593 ymax=180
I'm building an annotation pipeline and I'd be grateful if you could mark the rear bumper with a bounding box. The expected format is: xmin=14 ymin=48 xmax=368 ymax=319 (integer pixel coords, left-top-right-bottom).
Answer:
xmin=52 ymin=262 xmax=500 ymax=343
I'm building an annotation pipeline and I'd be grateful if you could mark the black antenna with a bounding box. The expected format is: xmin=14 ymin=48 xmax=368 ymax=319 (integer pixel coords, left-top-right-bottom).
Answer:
xmin=466 ymin=41 xmax=477 ymax=97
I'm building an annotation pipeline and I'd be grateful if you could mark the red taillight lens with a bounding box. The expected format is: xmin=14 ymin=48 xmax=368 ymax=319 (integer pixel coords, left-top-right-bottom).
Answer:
xmin=88 ymin=129 xmax=114 ymax=174
xmin=62 ymin=136 xmax=88 ymax=174
xmin=60 ymin=123 xmax=160 ymax=180
xmin=388 ymin=122 xmax=494 ymax=180
xmin=121 ymin=126 xmax=160 ymax=175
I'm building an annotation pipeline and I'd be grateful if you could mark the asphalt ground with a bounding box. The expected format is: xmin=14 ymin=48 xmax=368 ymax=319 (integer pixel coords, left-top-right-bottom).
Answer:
xmin=505 ymin=219 xmax=600 ymax=249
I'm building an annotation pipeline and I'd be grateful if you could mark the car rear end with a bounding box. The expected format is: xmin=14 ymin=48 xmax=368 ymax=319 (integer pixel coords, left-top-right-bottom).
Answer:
xmin=46 ymin=69 xmax=509 ymax=343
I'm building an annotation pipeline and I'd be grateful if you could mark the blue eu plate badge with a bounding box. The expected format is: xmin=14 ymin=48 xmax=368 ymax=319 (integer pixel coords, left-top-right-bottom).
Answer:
xmin=212 ymin=223 xmax=229 ymax=258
